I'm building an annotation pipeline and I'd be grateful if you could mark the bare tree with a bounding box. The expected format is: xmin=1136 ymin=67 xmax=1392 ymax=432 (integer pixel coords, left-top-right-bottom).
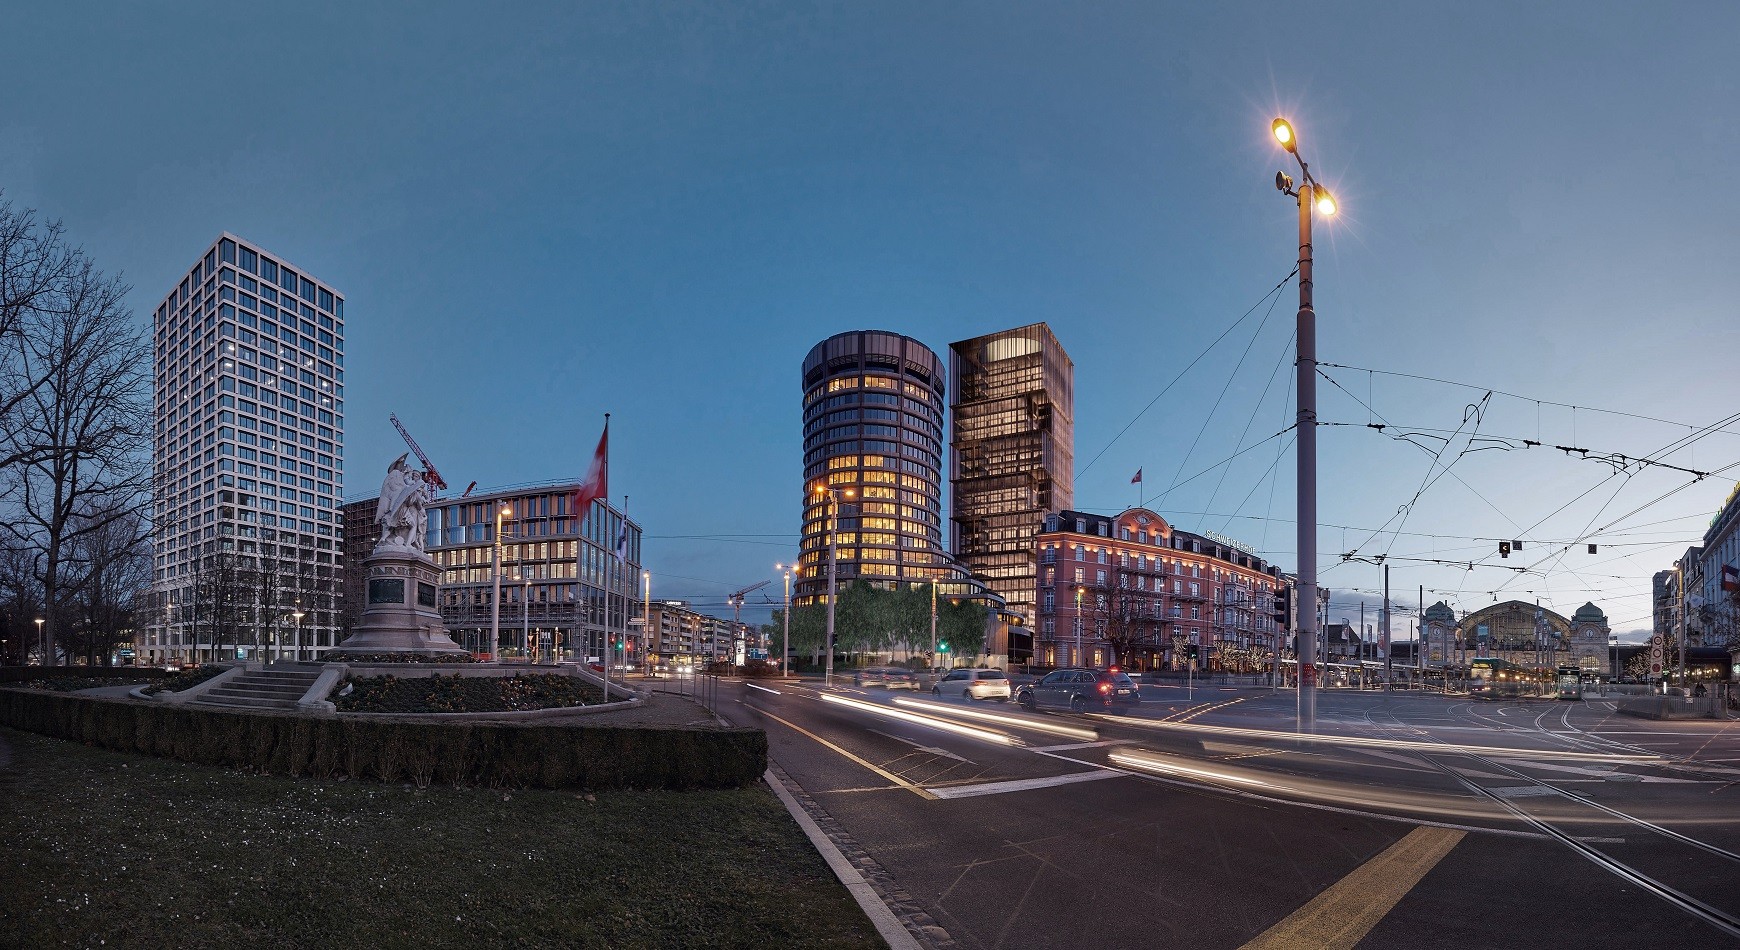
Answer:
xmin=64 ymin=512 xmax=151 ymax=665
xmin=1 ymin=254 xmax=150 ymax=664
xmin=0 ymin=194 xmax=83 ymax=444
xmin=1091 ymin=565 xmax=1162 ymax=669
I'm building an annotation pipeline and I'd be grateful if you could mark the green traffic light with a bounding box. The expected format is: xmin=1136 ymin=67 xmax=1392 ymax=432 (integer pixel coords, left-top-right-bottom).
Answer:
xmin=938 ymin=642 xmax=949 ymax=652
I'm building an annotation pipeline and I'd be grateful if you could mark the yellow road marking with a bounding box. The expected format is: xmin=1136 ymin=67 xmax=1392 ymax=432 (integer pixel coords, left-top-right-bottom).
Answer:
xmin=758 ymin=708 xmax=939 ymax=800
xmin=1239 ymin=826 xmax=1464 ymax=950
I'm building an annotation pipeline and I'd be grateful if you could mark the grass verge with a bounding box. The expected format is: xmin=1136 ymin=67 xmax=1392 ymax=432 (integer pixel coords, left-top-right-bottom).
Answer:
xmin=0 ymin=728 xmax=885 ymax=950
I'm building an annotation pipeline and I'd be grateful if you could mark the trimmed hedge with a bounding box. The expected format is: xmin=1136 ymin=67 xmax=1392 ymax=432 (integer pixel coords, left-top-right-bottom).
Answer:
xmin=0 ymin=691 xmax=766 ymax=791
xmin=0 ymin=666 xmax=166 ymax=685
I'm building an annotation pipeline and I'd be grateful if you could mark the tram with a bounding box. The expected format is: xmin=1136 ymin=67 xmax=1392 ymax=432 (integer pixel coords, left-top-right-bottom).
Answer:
xmin=1555 ymin=666 xmax=1582 ymax=700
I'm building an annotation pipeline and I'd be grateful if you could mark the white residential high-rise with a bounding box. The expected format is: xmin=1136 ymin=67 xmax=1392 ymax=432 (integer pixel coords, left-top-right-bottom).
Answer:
xmin=144 ymin=234 xmax=346 ymax=665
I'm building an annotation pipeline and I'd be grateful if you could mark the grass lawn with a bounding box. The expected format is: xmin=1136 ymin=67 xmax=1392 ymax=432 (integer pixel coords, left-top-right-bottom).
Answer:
xmin=0 ymin=728 xmax=886 ymax=950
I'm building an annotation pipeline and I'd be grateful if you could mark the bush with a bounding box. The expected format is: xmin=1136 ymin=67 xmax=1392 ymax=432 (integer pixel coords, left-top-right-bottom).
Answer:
xmin=0 ymin=690 xmax=766 ymax=791
xmin=9 ymin=676 xmax=154 ymax=693
xmin=0 ymin=666 xmax=166 ymax=685
xmin=740 ymin=659 xmax=781 ymax=678
xmin=334 ymin=673 xmax=603 ymax=713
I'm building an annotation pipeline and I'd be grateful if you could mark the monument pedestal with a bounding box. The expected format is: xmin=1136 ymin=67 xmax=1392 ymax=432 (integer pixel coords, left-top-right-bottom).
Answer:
xmin=334 ymin=548 xmax=467 ymax=655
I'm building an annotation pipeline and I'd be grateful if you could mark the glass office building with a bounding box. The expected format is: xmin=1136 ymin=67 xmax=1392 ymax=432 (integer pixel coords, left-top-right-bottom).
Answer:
xmin=423 ymin=483 xmax=641 ymax=662
xmin=948 ymin=323 xmax=1074 ymax=631
xmin=144 ymin=234 xmax=345 ymax=665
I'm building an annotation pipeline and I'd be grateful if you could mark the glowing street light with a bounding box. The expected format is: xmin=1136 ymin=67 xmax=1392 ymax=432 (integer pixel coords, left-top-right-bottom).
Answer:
xmin=1271 ymin=115 xmax=1341 ymax=733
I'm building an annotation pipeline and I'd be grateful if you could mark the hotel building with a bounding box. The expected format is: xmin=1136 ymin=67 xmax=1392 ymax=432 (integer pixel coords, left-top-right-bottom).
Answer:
xmin=1035 ymin=508 xmax=1288 ymax=671
xmin=144 ymin=234 xmax=346 ymax=665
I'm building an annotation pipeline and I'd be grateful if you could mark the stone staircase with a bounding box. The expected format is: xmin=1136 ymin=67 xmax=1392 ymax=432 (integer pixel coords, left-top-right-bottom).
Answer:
xmin=192 ymin=664 xmax=324 ymax=712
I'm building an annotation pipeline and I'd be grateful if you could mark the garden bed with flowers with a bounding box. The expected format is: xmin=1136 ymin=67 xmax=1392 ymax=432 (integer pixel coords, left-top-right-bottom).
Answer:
xmin=334 ymin=672 xmax=604 ymax=713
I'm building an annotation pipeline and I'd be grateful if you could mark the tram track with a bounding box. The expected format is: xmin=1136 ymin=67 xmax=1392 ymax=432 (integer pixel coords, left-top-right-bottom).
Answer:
xmin=1360 ymin=706 xmax=1740 ymax=940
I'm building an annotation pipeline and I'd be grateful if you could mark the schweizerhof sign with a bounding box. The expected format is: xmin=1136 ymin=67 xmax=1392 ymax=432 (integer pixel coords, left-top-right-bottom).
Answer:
xmin=1203 ymin=531 xmax=1258 ymax=557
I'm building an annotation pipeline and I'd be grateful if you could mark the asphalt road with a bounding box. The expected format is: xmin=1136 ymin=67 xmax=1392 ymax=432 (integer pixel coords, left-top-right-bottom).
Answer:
xmin=722 ymin=679 xmax=1740 ymax=950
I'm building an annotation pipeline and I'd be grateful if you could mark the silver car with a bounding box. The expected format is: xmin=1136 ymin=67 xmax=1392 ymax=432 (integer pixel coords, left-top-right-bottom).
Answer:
xmin=931 ymin=668 xmax=1011 ymax=701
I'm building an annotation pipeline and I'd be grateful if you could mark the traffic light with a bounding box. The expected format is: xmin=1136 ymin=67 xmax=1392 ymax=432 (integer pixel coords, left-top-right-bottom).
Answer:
xmin=1186 ymin=644 xmax=1199 ymax=663
xmin=1498 ymin=541 xmax=1511 ymax=558
xmin=1272 ymin=592 xmax=1289 ymax=626
xmin=938 ymin=641 xmax=950 ymax=653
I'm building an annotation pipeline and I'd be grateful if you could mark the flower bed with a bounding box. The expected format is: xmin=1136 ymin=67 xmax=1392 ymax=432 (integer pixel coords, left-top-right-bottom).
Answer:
xmin=141 ymin=664 xmax=231 ymax=695
xmin=335 ymin=673 xmax=604 ymax=714
xmin=11 ymin=675 xmax=155 ymax=692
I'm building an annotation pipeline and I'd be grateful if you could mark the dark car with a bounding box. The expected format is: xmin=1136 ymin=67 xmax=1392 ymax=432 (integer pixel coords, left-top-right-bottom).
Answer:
xmin=1015 ymin=668 xmax=1141 ymax=713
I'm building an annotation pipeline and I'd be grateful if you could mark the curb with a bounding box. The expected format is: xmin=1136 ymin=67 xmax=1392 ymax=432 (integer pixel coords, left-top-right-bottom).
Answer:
xmin=762 ymin=766 xmax=923 ymax=950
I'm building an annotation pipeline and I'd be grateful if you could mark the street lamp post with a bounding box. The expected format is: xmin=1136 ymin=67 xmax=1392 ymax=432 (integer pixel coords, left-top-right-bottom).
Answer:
xmin=34 ymin=617 xmax=44 ymax=666
xmin=775 ymin=564 xmax=793 ymax=679
xmin=642 ymin=569 xmax=651 ymax=674
xmin=292 ymin=608 xmax=304 ymax=662
xmin=930 ymin=580 xmax=938 ymax=674
xmin=1074 ymin=586 xmax=1084 ymax=668
xmin=1272 ymin=116 xmax=1336 ymax=733
xmin=491 ymin=503 xmax=511 ymax=662
xmin=815 ymin=484 xmax=853 ymax=688
xmin=522 ymin=577 xmax=531 ymax=662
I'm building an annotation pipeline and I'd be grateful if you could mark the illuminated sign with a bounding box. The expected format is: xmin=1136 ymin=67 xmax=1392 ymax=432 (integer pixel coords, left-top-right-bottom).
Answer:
xmin=1203 ymin=531 xmax=1258 ymax=557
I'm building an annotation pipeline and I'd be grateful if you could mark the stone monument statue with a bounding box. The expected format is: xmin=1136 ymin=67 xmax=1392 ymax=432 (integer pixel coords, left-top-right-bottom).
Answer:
xmin=330 ymin=454 xmax=468 ymax=658
xmin=375 ymin=453 xmax=430 ymax=553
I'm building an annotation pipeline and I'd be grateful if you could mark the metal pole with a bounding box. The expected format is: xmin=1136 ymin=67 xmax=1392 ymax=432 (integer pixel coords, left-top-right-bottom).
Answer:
xmin=522 ymin=579 xmax=530 ymax=662
xmin=1075 ymin=586 xmax=1083 ymax=668
xmin=1383 ymin=564 xmax=1392 ymax=692
xmin=930 ymin=581 xmax=938 ymax=674
xmin=782 ymin=569 xmax=791 ymax=680
xmin=1677 ymin=563 xmax=1687 ymax=688
xmin=1294 ymin=179 xmax=1318 ymax=732
xmin=643 ymin=570 xmax=651 ymax=676
xmin=825 ymin=491 xmax=837 ymax=688
xmin=491 ymin=507 xmax=505 ymax=662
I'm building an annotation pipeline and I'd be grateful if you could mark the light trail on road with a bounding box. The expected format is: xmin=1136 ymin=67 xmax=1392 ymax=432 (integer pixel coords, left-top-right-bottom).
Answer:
xmin=1093 ymin=714 xmax=1663 ymax=763
xmin=890 ymin=696 xmax=1098 ymax=741
xmin=818 ymin=692 xmax=1016 ymax=746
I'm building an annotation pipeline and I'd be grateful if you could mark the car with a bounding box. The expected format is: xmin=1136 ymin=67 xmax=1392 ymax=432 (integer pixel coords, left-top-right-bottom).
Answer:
xmin=931 ymin=668 xmax=1011 ymax=701
xmin=1015 ymin=668 xmax=1141 ymax=713
xmin=854 ymin=666 xmax=920 ymax=689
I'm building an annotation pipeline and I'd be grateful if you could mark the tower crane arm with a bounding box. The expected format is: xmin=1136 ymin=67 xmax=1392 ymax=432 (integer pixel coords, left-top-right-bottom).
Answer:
xmin=390 ymin=413 xmax=449 ymax=490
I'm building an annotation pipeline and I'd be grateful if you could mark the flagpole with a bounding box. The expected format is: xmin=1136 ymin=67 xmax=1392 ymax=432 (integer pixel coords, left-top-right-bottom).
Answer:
xmin=620 ymin=493 xmax=629 ymax=684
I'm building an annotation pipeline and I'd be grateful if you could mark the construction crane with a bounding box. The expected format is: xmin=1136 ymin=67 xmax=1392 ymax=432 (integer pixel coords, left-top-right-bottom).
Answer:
xmin=727 ymin=579 xmax=773 ymax=662
xmin=389 ymin=413 xmax=448 ymax=491
xmin=727 ymin=580 xmax=772 ymax=625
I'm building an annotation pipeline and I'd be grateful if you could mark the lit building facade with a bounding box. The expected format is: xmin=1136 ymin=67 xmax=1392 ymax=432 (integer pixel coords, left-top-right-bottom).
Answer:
xmin=646 ymin=600 xmax=753 ymax=664
xmin=798 ymin=330 xmax=950 ymax=599
xmin=1035 ymin=508 xmax=1288 ymax=671
xmin=1696 ymin=481 xmax=1740 ymax=651
xmin=948 ymin=323 xmax=1074 ymax=636
xmin=422 ymin=483 xmax=641 ymax=661
xmin=144 ymin=234 xmax=346 ymax=665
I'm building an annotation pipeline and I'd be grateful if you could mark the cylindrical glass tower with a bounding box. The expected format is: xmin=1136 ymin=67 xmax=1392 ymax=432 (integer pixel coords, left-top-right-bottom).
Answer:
xmin=798 ymin=331 xmax=947 ymax=602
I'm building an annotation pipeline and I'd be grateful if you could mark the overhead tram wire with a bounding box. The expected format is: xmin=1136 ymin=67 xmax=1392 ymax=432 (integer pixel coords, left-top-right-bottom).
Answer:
xmin=1159 ymin=283 xmax=1290 ymax=505
xmin=1317 ymin=362 xmax=1740 ymax=438
xmin=1310 ymin=369 xmax=1604 ymax=601
xmin=1077 ymin=267 xmax=1297 ymax=479
xmin=1203 ymin=330 xmax=1297 ymax=522
xmin=1453 ymin=408 xmax=1740 ymax=596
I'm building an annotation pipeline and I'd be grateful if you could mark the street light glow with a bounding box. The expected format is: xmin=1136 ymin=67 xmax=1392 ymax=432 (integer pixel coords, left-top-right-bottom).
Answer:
xmin=1315 ymin=187 xmax=1337 ymax=216
xmin=1272 ymin=117 xmax=1296 ymax=151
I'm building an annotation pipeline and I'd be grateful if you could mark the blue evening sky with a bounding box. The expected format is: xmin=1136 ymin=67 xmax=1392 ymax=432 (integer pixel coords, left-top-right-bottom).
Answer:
xmin=4 ymin=2 xmax=1736 ymax=636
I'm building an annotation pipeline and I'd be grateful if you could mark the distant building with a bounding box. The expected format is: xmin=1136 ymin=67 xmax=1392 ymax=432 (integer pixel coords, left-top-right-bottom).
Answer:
xmin=1034 ymin=508 xmax=1287 ymax=671
xmin=143 ymin=234 xmax=346 ymax=665
xmin=1696 ymin=481 xmax=1740 ymax=652
xmin=645 ymin=601 xmax=754 ymax=664
xmin=417 ymin=482 xmax=641 ymax=661
xmin=340 ymin=498 xmax=376 ymax=634
xmin=948 ymin=323 xmax=1074 ymax=656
